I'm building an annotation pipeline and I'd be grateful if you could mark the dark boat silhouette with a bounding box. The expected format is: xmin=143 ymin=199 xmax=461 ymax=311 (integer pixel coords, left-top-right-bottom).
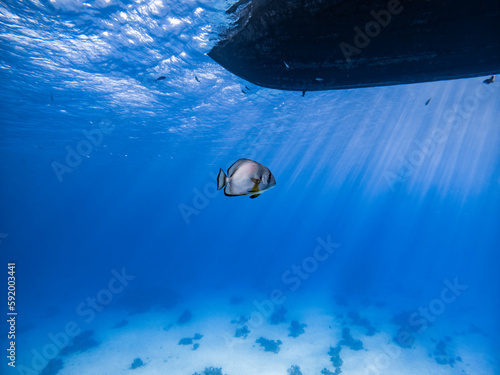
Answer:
xmin=208 ymin=0 xmax=500 ymax=91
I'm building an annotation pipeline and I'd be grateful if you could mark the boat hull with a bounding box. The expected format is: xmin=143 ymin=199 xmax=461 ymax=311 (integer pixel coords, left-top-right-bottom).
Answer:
xmin=208 ymin=0 xmax=500 ymax=91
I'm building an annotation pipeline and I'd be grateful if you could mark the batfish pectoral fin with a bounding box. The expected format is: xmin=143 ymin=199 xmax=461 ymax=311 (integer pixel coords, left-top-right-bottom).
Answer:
xmin=250 ymin=194 xmax=260 ymax=199
xmin=249 ymin=178 xmax=261 ymax=193
xmin=249 ymin=182 xmax=260 ymax=193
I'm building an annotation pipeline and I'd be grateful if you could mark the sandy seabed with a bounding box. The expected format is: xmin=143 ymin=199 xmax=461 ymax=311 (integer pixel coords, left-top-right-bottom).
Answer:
xmin=18 ymin=292 xmax=496 ymax=375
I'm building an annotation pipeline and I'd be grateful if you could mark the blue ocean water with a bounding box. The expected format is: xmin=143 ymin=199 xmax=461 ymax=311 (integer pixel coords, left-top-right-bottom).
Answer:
xmin=0 ymin=1 xmax=499 ymax=374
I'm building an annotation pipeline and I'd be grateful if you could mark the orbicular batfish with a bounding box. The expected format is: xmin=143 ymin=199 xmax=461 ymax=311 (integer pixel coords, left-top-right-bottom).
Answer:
xmin=217 ymin=158 xmax=276 ymax=199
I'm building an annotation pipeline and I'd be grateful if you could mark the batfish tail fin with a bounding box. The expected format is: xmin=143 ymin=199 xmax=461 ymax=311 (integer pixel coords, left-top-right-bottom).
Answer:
xmin=217 ymin=168 xmax=227 ymax=190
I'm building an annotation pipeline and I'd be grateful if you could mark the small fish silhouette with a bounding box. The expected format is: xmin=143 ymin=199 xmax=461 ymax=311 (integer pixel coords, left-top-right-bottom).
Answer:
xmin=156 ymin=76 xmax=166 ymax=81
xmin=242 ymin=86 xmax=251 ymax=94
xmin=483 ymin=75 xmax=495 ymax=85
